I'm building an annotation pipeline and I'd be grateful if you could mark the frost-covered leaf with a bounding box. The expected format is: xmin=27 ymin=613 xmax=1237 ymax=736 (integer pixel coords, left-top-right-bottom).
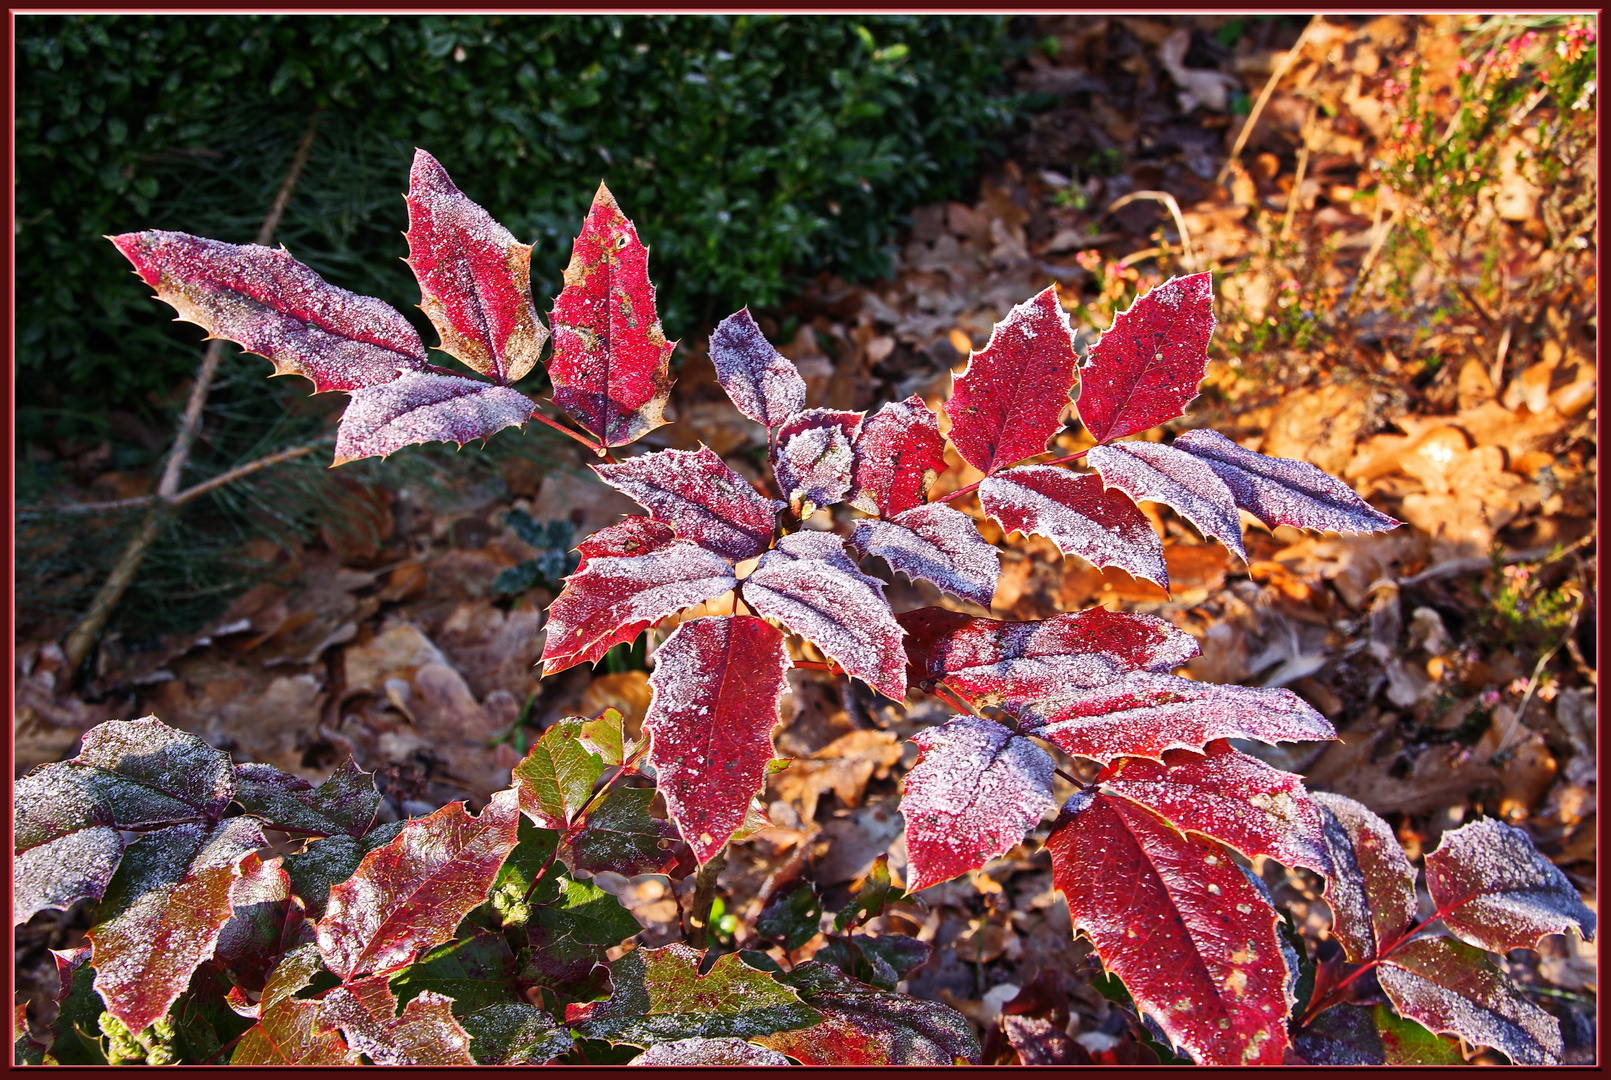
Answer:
xmin=322 ymin=973 xmax=475 ymax=1065
xmin=548 ymin=183 xmax=675 ymax=446
xmin=815 ymin=933 xmax=933 ymax=992
xmin=404 ymin=150 xmax=546 ymax=385
xmin=1294 ymin=1003 xmax=1465 ymax=1065
xmin=74 ymin=715 xmax=236 ymax=819
xmin=1310 ymin=793 xmax=1418 ymax=964
xmin=1046 ymin=792 xmax=1291 ymax=1065
xmin=568 ymin=944 xmax=818 ymax=1047
xmin=979 ymin=466 xmax=1168 ymax=588
xmin=108 ymin=230 xmax=428 ymax=394
xmin=1087 ymin=441 xmax=1247 ymax=561
xmin=901 ymin=715 xmax=1057 ymax=891
xmin=898 ymin=607 xmax=1198 ymax=706
xmin=743 ymin=538 xmax=907 ymax=701
xmin=525 ymin=872 xmax=643 ymax=991
xmin=1424 ymin=817 xmax=1597 ymax=954
xmin=334 ymin=371 xmax=533 ymax=465
xmin=390 ymin=932 xmax=519 ymax=1016
xmin=213 ymin=852 xmax=297 ymax=992
xmin=850 ymin=395 xmax=949 ymax=517
xmin=316 ymin=789 xmax=521 ymax=981
xmin=1002 ymin=1014 xmax=1083 ymax=1065
xmin=281 ymin=823 xmax=405 ymax=921
xmin=574 ymin=516 xmax=676 ymax=572
xmin=559 ymin=787 xmax=682 ymax=878
xmin=851 ymin=503 xmax=1000 ymax=608
xmin=1097 ymin=741 xmax=1330 ymax=874
xmin=594 ymin=446 xmax=782 ymax=562
xmin=943 ymin=287 xmax=1079 ymax=474
xmin=234 ymin=952 xmax=354 ymax=1067
xmin=1076 ymin=272 xmax=1213 ymax=444
xmin=232 ymin=759 xmax=380 ymax=839
xmin=1021 ymin=672 xmax=1335 ymax=764
xmin=1173 ymin=429 xmax=1400 ymax=534
xmin=708 ymin=308 xmax=807 ymax=429
xmin=458 ymin=1002 xmax=574 ymax=1065
xmin=510 ymin=717 xmax=605 ymax=830
xmin=756 ymin=882 xmax=825 ymax=952
xmin=752 ymin=962 xmax=980 ymax=1066
xmin=629 ymin=1036 xmax=791 ymax=1065
xmin=14 ymin=824 xmax=125 ymax=929
xmin=772 ymin=408 xmax=862 ymax=516
xmin=86 ymin=817 xmax=266 ymax=1035
xmin=646 ymin=616 xmax=792 ymax=863
xmin=1377 ymin=937 xmax=1562 ymax=1066
xmin=539 ymin=541 xmax=737 ymax=676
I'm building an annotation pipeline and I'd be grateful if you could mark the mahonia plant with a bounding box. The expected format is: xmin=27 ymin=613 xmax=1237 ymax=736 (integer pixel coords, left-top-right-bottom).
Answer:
xmin=59 ymin=149 xmax=1591 ymax=1065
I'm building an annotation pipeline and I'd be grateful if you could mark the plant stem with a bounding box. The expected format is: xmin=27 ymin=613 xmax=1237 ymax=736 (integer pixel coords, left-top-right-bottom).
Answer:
xmin=940 ymin=449 xmax=1087 ymax=504
xmin=529 ymin=406 xmax=604 ymax=453
xmin=687 ymin=843 xmax=729 ymax=950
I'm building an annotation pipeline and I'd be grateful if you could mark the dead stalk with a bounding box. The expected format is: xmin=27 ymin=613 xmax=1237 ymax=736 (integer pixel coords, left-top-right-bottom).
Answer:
xmin=1217 ymin=14 xmax=1324 ymax=188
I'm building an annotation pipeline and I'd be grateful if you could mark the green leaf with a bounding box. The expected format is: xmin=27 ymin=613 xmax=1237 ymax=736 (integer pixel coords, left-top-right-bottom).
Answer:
xmin=457 ymin=1002 xmax=574 ymax=1065
xmin=281 ymin=821 xmax=405 ymax=920
xmin=560 ymin=787 xmax=682 ymax=878
xmin=391 ymin=932 xmax=520 ymax=1015
xmin=756 ymin=881 xmax=823 ymax=951
xmin=524 ymin=873 xmax=642 ymax=992
xmin=833 ymin=854 xmax=903 ymax=932
xmin=511 ymin=718 xmax=604 ymax=829
xmin=45 ymin=950 xmax=107 ymax=1065
xmin=579 ymin=707 xmax=635 ymax=767
xmin=1296 ymin=1004 xmax=1467 ymax=1065
xmin=752 ymin=961 xmax=978 ymax=1065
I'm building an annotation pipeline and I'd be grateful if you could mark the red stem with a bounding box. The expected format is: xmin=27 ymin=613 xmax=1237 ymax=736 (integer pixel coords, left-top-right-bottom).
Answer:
xmin=1298 ymin=910 xmax=1448 ymax=1026
xmin=792 ymin=659 xmax=844 ymax=676
xmin=938 ymin=449 xmax=1088 ymax=504
xmin=933 ymin=683 xmax=978 ymax=717
xmin=529 ymin=406 xmax=603 ymax=453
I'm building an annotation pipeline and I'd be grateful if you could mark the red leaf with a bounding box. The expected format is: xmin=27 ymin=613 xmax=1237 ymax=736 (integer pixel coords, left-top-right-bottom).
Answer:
xmin=233 ymin=996 xmax=355 ymax=1065
xmin=1075 ymin=271 xmax=1214 ymax=444
xmin=1172 ymin=429 xmax=1401 ymax=534
xmin=901 ymin=715 xmax=1057 ymax=891
xmin=979 ymin=466 xmax=1168 ymax=589
xmin=850 ymin=502 xmax=1000 ymax=608
xmin=404 ymin=149 xmax=548 ymax=385
xmin=897 ymin=607 xmax=1198 ymax=706
xmin=86 ymin=817 xmax=267 ymax=1035
xmin=708 ymin=308 xmax=807 ymax=429
xmin=850 ymin=395 xmax=949 ymax=517
xmin=1021 ymin=672 xmax=1335 ymax=763
xmin=316 ymin=789 xmax=520 ymax=982
xmin=1377 ymin=937 xmax=1562 ymax=1065
xmin=539 ymin=541 xmax=737 ymax=676
xmin=1423 ymin=817 xmax=1596 ymax=955
xmin=645 ymin=616 xmax=792 ymax=863
xmin=334 ymin=371 xmax=533 ymax=465
xmin=753 ymin=962 xmax=981 ymax=1065
xmin=1310 ymin=793 xmax=1419 ymax=964
xmin=321 ymin=973 xmax=475 ymax=1065
xmin=1046 ymin=792 xmax=1291 ymax=1065
xmin=943 ymin=287 xmax=1080 ymax=474
xmin=547 ymin=183 xmax=675 ymax=446
xmin=772 ymin=408 xmax=863 ymax=517
xmin=109 ymin=231 xmax=428 ymax=393
xmin=1097 ymin=741 xmax=1331 ymax=873
xmin=1087 ymin=441 xmax=1247 ymax=561
xmin=574 ymin=515 xmax=677 ymax=572
xmin=559 ymin=787 xmax=684 ymax=878
xmin=593 ymin=446 xmax=782 ymax=562
xmin=214 ymin=852 xmax=296 ymax=992
xmin=742 ymin=533 xmax=907 ymax=701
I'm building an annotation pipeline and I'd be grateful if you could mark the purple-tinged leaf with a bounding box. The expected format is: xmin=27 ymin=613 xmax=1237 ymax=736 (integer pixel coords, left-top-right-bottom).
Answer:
xmin=901 ymin=715 xmax=1057 ymax=891
xmin=560 ymin=787 xmax=683 ymax=878
xmin=851 ymin=503 xmax=1000 ymax=608
xmin=404 ymin=150 xmax=547 ymax=385
xmin=213 ymin=852 xmax=296 ymax=992
xmin=574 ymin=516 xmax=676 ymax=572
xmin=1002 ymin=1014 xmax=1085 ymax=1065
xmin=1294 ymin=1003 xmax=1465 ymax=1065
xmin=1046 ymin=792 xmax=1292 ymax=1065
xmin=772 ymin=409 xmax=863 ymax=516
xmin=1424 ymin=817 xmax=1596 ymax=954
xmin=316 ymin=789 xmax=520 ymax=982
xmin=743 ymin=538 xmax=907 ymax=701
xmin=1310 ymin=793 xmax=1418 ymax=965
xmin=979 ymin=466 xmax=1168 ymax=589
xmin=898 ymin=607 xmax=1199 ymax=706
xmin=539 ymin=542 xmax=736 ymax=676
xmin=753 ymin=962 xmax=981 ymax=1065
xmin=86 ymin=817 xmax=267 ymax=1035
xmin=1076 ymin=272 xmax=1214 ymax=444
xmin=1087 ymin=441 xmax=1246 ymax=561
xmin=548 ymin=183 xmax=676 ymax=447
xmin=1173 ymin=429 xmax=1401 ymax=534
xmin=850 ymin=395 xmax=949 ymax=517
xmin=510 ymin=717 xmax=605 ymax=830
xmin=233 ymin=759 xmax=380 ymax=838
xmin=567 ymin=944 xmax=818 ymax=1047
xmin=457 ymin=1003 xmax=574 ymax=1065
xmin=630 ymin=1036 xmax=791 ymax=1065
xmin=943 ymin=287 xmax=1080 ymax=474
xmin=708 ymin=308 xmax=808 ymax=429
xmin=1021 ymin=672 xmax=1335 ymax=764
xmin=334 ymin=371 xmax=533 ymax=465
xmin=322 ymin=973 xmax=475 ymax=1065
xmin=108 ymin=231 xmax=429 ymax=393
xmin=593 ymin=446 xmax=782 ymax=562
xmin=645 ymin=616 xmax=792 ymax=863
xmin=75 ymin=715 xmax=237 ymax=819
xmin=1097 ymin=741 xmax=1331 ymax=874
xmin=14 ymin=825 xmax=125 ymax=928
xmin=1377 ymin=937 xmax=1562 ymax=1066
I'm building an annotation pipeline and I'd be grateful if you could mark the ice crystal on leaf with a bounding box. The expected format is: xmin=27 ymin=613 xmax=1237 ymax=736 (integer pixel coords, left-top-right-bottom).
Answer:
xmin=772 ymin=408 xmax=863 ymax=517
xmin=850 ymin=395 xmax=949 ymax=516
xmin=980 ymin=466 xmax=1169 ymax=588
xmin=593 ymin=446 xmax=782 ymax=563
xmin=1087 ymin=440 xmax=1248 ymax=561
xmin=334 ymin=372 xmax=533 ymax=465
xmin=708 ymin=307 xmax=807 ymax=429
xmin=850 ymin=502 xmax=1001 ymax=608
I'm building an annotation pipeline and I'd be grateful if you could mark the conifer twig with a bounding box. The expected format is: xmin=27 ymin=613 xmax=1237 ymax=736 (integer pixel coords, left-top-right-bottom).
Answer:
xmin=62 ymin=113 xmax=322 ymax=681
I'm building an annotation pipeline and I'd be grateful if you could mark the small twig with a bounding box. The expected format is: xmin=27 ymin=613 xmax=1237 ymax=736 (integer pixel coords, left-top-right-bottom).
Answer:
xmin=1281 ymin=100 xmax=1318 ymax=243
xmin=1489 ymin=321 xmax=1514 ymax=391
xmin=1499 ymin=593 xmax=1584 ymax=756
xmin=1348 ymin=203 xmax=1401 ymax=313
xmin=1218 ymin=14 xmax=1324 ymax=187
xmin=42 ymin=437 xmax=335 ymax=516
xmin=1103 ymin=190 xmax=1199 ymax=273
xmin=687 ymin=843 xmax=729 ymax=951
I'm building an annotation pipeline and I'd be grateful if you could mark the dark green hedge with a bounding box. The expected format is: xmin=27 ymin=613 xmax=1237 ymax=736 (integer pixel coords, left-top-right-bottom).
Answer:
xmin=17 ymin=14 xmax=1021 ymax=438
